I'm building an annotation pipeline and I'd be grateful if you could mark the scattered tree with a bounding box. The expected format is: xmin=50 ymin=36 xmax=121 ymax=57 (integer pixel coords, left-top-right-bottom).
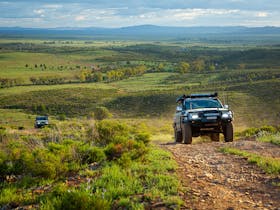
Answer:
xmin=177 ymin=62 xmax=190 ymax=74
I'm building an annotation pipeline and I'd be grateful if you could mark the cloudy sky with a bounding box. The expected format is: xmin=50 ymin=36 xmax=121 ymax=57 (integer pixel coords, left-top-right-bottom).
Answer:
xmin=0 ymin=0 xmax=279 ymax=28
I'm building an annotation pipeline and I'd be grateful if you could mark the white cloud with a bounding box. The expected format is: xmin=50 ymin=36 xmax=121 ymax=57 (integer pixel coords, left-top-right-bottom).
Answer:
xmin=72 ymin=8 xmax=118 ymax=22
xmin=256 ymin=12 xmax=268 ymax=17
xmin=170 ymin=9 xmax=240 ymax=20
xmin=229 ymin=0 xmax=244 ymax=2
xmin=75 ymin=15 xmax=86 ymax=21
xmin=0 ymin=2 xmax=279 ymax=28
xmin=43 ymin=4 xmax=62 ymax=9
xmin=33 ymin=9 xmax=45 ymax=15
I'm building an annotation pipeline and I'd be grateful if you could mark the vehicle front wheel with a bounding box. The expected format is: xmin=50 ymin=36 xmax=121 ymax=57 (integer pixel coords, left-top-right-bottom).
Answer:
xmin=174 ymin=129 xmax=182 ymax=143
xmin=224 ymin=122 xmax=233 ymax=142
xmin=182 ymin=123 xmax=192 ymax=144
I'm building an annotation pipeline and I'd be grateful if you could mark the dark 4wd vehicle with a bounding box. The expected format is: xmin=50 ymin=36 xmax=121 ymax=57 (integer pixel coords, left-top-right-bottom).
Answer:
xmin=34 ymin=116 xmax=49 ymax=128
xmin=173 ymin=93 xmax=233 ymax=144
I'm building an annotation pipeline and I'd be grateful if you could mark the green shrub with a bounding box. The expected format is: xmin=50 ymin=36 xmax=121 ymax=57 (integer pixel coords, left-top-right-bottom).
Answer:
xmin=50 ymin=183 xmax=69 ymax=197
xmin=47 ymin=142 xmax=65 ymax=153
xmin=239 ymin=127 xmax=258 ymax=137
xmin=3 ymin=141 xmax=29 ymax=175
xmin=57 ymin=191 xmax=110 ymax=210
xmin=92 ymin=164 xmax=143 ymax=200
xmin=104 ymin=143 xmax=124 ymax=160
xmin=94 ymin=120 xmax=130 ymax=146
xmin=78 ymin=145 xmax=106 ymax=164
xmin=86 ymin=125 xmax=98 ymax=142
xmin=57 ymin=114 xmax=66 ymax=121
xmin=257 ymin=133 xmax=280 ymax=146
xmin=47 ymin=140 xmax=86 ymax=173
xmin=259 ymin=125 xmax=277 ymax=133
xmin=104 ymin=140 xmax=148 ymax=162
xmin=128 ymin=141 xmax=148 ymax=160
xmin=94 ymin=107 xmax=112 ymax=120
xmin=25 ymin=149 xmax=65 ymax=179
xmin=0 ymin=150 xmax=9 ymax=176
xmin=238 ymin=125 xmax=278 ymax=137
xmin=115 ymin=197 xmax=144 ymax=210
xmin=132 ymin=123 xmax=151 ymax=145
xmin=135 ymin=132 xmax=150 ymax=145
xmin=0 ymin=187 xmax=33 ymax=206
xmin=86 ymin=112 xmax=95 ymax=120
xmin=40 ymin=189 xmax=111 ymax=210
xmin=116 ymin=152 xmax=132 ymax=168
xmin=0 ymin=128 xmax=8 ymax=142
xmin=144 ymin=173 xmax=179 ymax=196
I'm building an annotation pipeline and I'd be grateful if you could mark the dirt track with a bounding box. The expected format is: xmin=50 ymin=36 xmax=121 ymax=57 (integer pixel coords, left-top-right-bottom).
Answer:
xmin=160 ymin=139 xmax=280 ymax=210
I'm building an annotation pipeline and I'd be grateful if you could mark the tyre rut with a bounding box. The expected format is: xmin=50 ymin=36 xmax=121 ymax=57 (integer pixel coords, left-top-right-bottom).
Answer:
xmin=160 ymin=140 xmax=280 ymax=210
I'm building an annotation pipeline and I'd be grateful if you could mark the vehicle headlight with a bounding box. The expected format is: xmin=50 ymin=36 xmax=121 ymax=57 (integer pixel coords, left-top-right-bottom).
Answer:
xmin=189 ymin=113 xmax=200 ymax=120
xmin=222 ymin=111 xmax=233 ymax=119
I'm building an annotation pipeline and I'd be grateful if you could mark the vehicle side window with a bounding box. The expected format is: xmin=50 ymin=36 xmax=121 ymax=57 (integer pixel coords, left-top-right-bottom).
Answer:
xmin=184 ymin=101 xmax=190 ymax=110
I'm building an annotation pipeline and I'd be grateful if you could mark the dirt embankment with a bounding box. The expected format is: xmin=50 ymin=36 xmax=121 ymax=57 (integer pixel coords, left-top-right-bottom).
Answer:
xmin=160 ymin=139 xmax=280 ymax=210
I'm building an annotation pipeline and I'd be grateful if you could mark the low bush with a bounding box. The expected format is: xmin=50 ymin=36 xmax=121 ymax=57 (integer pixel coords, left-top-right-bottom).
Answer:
xmin=220 ymin=147 xmax=280 ymax=174
xmin=238 ymin=125 xmax=279 ymax=137
xmin=115 ymin=197 xmax=144 ymax=210
xmin=25 ymin=148 xmax=65 ymax=179
xmin=104 ymin=140 xmax=148 ymax=162
xmin=0 ymin=150 xmax=8 ymax=177
xmin=41 ymin=190 xmax=111 ymax=210
xmin=92 ymin=164 xmax=143 ymax=200
xmin=94 ymin=120 xmax=130 ymax=146
xmin=94 ymin=120 xmax=150 ymax=146
xmin=0 ymin=187 xmax=33 ymax=207
xmin=93 ymin=106 xmax=112 ymax=120
xmin=0 ymin=141 xmax=30 ymax=175
xmin=0 ymin=119 xmax=181 ymax=209
xmin=0 ymin=128 xmax=8 ymax=143
xmin=78 ymin=145 xmax=106 ymax=164
xmin=257 ymin=133 xmax=280 ymax=146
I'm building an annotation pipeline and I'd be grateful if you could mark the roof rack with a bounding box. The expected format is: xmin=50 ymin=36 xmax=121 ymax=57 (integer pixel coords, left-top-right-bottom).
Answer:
xmin=176 ymin=92 xmax=218 ymax=103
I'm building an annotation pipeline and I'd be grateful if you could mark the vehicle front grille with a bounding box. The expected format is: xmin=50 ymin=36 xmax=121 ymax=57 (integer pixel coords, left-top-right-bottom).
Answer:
xmin=202 ymin=110 xmax=220 ymax=118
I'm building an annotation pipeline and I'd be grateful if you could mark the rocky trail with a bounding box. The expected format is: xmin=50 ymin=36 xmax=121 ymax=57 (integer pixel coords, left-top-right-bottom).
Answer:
xmin=160 ymin=139 xmax=280 ymax=210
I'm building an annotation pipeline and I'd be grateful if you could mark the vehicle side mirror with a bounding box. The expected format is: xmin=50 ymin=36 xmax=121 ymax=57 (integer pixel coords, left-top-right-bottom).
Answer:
xmin=224 ymin=104 xmax=229 ymax=109
xmin=176 ymin=106 xmax=183 ymax=112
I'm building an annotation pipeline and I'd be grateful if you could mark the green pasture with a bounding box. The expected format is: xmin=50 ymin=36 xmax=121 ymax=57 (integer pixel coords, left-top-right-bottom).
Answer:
xmin=110 ymin=72 xmax=178 ymax=91
xmin=0 ymin=109 xmax=35 ymax=128
xmin=0 ymin=82 xmax=114 ymax=96
xmin=0 ymin=52 xmax=79 ymax=81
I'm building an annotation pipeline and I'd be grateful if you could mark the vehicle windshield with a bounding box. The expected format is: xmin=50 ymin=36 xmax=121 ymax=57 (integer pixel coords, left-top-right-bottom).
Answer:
xmin=36 ymin=116 xmax=48 ymax=120
xmin=184 ymin=99 xmax=222 ymax=110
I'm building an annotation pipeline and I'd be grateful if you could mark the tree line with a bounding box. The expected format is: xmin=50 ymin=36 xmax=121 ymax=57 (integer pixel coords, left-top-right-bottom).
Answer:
xmin=0 ymin=78 xmax=24 ymax=88
xmin=30 ymin=76 xmax=67 ymax=85
xmin=78 ymin=65 xmax=148 ymax=83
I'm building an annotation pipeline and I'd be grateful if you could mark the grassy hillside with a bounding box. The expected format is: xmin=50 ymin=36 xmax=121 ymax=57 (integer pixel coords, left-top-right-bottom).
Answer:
xmin=0 ymin=39 xmax=279 ymax=127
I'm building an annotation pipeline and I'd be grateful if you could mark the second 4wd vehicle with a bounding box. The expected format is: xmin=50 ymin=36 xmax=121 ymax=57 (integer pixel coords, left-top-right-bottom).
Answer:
xmin=173 ymin=93 xmax=233 ymax=144
xmin=34 ymin=116 xmax=49 ymax=128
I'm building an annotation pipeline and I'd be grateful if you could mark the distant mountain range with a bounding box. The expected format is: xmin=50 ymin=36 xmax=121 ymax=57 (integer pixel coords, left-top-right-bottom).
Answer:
xmin=1 ymin=25 xmax=280 ymax=40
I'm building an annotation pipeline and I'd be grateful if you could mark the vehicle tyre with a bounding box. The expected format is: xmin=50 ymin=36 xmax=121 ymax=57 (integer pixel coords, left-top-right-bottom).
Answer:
xmin=210 ymin=133 xmax=220 ymax=141
xmin=182 ymin=123 xmax=192 ymax=144
xmin=174 ymin=129 xmax=183 ymax=143
xmin=224 ymin=122 xmax=233 ymax=142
